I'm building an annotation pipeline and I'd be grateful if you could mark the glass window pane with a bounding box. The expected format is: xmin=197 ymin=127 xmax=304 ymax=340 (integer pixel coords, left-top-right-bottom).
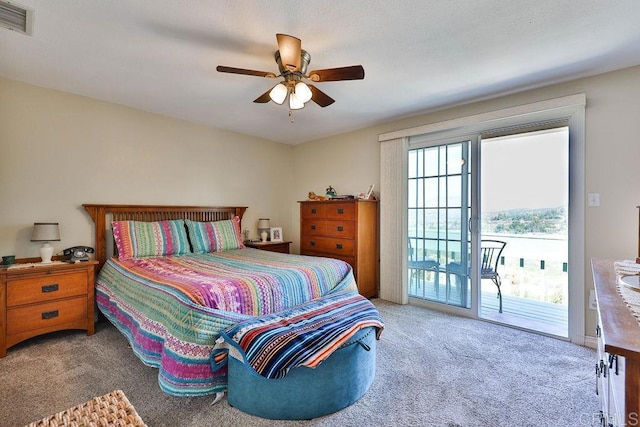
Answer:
xmin=408 ymin=149 xmax=418 ymax=178
xmin=447 ymin=175 xmax=462 ymax=207
xmin=425 ymin=148 xmax=438 ymax=177
xmin=439 ymin=146 xmax=447 ymax=175
xmin=447 ymin=144 xmax=462 ymax=175
xmin=439 ymin=178 xmax=447 ymax=207
xmin=425 ymin=178 xmax=438 ymax=207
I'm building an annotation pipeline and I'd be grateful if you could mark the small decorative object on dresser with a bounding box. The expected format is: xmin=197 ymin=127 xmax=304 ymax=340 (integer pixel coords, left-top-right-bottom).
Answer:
xmin=0 ymin=259 xmax=98 ymax=357
xmin=299 ymin=199 xmax=379 ymax=298
xmin=270 ymin=227 xmax=283 ymax=242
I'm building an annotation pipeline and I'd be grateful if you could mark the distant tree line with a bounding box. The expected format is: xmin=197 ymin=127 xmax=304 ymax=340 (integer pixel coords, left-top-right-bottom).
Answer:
xmin=482 ymin=206 xmax=567 ymax=235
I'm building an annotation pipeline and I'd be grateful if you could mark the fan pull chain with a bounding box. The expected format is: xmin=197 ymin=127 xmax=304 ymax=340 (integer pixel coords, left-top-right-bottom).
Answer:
xmin=289 ymin=110 xmax=295 ymax=123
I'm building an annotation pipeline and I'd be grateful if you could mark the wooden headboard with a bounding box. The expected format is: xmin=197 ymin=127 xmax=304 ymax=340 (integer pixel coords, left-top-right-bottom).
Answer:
xmin=83 ymin=204 xmax=247 ymax=269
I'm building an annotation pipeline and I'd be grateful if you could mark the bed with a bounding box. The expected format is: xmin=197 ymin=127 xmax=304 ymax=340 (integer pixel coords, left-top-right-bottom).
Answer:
xmin=83 ymin=204 xmax=358 ymax=397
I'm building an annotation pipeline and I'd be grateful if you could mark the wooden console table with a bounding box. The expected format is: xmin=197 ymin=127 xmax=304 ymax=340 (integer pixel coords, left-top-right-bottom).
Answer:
xmin=592 ymin=258 xmax=640 ymax=426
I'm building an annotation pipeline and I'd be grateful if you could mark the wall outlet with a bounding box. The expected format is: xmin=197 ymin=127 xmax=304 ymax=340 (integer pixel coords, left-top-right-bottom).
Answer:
xmin=589 ymin=289 xmax=597 ymax=310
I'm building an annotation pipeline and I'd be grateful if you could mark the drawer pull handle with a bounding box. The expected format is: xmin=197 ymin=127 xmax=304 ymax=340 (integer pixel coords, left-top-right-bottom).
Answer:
xmin=42 ymin=310 xmax=59 ymax=320
xmin=337 ymin=226 xmax=344 ymax=232
xmin=42 ymin=284 xmax=59 ymax=293
xmin=311 ymin=208 xmax=317 ymax=214
xmin=337 ymin=208 xmax=344 ymax=214
xmin=310 ymin=241 xmax=316 ymax=246
xmin=311 ymin=225 xmax=317 ymax=230
xmin=336 ymin=244 xmax=343 ymax=250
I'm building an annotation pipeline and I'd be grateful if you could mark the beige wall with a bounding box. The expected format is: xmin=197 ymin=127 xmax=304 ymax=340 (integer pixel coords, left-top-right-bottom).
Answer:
xmin=293 ymin=64 xmax=640 ymax=338
xmin=0 ymin=78 xmax=294 ymax=258
xmin=3 ymin=64 xmax=639 ymax=339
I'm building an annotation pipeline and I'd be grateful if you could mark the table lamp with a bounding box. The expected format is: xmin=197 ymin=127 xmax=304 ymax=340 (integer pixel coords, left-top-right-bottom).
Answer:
xmin=31 ymin=222 xmax=60 ymax=263
xmin=258 ymin=218 xmax=270 ymax=242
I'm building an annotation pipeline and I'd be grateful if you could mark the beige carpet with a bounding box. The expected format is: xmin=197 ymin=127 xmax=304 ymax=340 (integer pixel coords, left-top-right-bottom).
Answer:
xmin=1 ymin=300 xmax=599 ymax=426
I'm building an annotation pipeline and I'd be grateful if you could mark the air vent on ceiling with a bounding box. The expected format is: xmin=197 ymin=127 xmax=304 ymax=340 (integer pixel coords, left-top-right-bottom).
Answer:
xmin=0 ymin=1 xmax=33 ymax=36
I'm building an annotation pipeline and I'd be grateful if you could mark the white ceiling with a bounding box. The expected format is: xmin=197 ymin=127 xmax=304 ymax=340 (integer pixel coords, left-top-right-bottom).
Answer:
xmin=2 ymin=1 xmax=640 ymax=145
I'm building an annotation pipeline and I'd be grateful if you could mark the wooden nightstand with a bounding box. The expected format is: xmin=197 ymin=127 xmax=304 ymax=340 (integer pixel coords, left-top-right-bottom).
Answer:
xmin=0 ymin=260 xmax=98 ymax=357
xmin=244 ymin=241 xmax=292 ymax=254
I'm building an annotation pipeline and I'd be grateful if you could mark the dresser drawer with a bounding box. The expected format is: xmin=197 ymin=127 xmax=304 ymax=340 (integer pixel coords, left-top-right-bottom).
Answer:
xmin=7 ymin=297 xmax=87 ymax=335
xmin=301 ymin=219 xmax=326 ymax=236
xmin=301 ymin=236 xmax=355 ymax=256
xmin=7 ymin=271 xmax=87 ymax=307
xmin=324 ymin=220 xmax=355 ymax=238
xmin=325 ymin=203 xmax=355 ymax=220
xmin=301 ymin=204 xmax=327 ymax=219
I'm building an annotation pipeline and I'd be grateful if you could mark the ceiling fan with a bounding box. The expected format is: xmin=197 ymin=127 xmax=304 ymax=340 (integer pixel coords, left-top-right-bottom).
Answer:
xmin=216 ymin=34 xmax=364 ymax=110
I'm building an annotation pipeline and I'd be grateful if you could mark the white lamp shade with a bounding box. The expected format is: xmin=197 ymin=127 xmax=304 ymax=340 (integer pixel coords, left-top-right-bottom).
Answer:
xmin=31 ymin=223 xmax=60 ymax=264
xmin=31 ymin=223 xmax=60 ymax=242
xmin=295 ymin=82 xmax=312 ymax=103
xmin=258 ymin=218 xmax=270 ymax=230
xmin=269 ymin=83 xmax=288 ymax=104
xmin=289 ymin=92 xmax=305 ymax=110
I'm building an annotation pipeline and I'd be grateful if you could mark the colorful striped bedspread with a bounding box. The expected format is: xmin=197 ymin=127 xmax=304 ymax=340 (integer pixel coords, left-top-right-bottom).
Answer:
xmin=213 ymin=291 xmax=384 ymax=379
xmin=95 ymin=248 xmax=357 ymax=396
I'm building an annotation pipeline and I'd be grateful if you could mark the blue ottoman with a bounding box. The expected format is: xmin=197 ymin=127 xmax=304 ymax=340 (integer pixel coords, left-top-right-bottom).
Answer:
xmin=226 ymin=325 xmax=377 ymax=420
xmin=211 ymin=292 xmax=383 ymax=420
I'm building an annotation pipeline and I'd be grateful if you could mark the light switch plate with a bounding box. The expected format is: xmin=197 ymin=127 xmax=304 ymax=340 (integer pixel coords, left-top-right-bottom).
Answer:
xmin=588 ymin=193 xmax=600 ymax=207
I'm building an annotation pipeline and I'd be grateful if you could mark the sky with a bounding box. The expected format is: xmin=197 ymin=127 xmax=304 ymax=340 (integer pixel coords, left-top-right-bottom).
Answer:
xmin=481 ymin=127 xmax=568 ymax=212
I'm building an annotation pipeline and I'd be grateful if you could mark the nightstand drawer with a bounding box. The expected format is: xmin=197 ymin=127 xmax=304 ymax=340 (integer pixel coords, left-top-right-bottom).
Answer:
xmin=7 ymin=271 xmax=87 ymax=307
xmin=301 ymin=236 xmax=355 ymax=256
xmin=7 ymin=297 xmax=87 ymax=335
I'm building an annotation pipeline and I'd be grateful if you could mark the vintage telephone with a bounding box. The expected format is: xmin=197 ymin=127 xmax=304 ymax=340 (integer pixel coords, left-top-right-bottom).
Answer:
xmin=63 ymin=246 xmax=94 ymax=262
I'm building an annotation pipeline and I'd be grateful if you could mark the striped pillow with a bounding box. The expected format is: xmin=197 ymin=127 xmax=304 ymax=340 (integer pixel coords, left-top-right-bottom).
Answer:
xmin=112 ymin=220 xmax=191 ymax=259
xmin=185 ymin=216 xmax=245 ymax=253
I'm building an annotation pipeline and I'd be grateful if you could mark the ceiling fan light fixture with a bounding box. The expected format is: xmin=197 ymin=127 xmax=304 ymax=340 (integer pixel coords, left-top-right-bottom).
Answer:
xmin=294 ymin=82 xmax=312 ymax=103
xmin=289 ymin=91 xmax=305 ymax=110
xmin=269 ymin=83 xmax=288 ymax=104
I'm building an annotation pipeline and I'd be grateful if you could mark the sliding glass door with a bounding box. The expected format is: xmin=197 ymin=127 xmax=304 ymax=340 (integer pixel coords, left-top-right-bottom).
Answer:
xmin=408 ymin=140 xmax=472 ymax=309
xmin=406 ymin=126 xmax=570 ymax=337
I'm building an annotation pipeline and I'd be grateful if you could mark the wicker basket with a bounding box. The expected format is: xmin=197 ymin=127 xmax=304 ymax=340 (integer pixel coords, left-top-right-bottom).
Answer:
xmin=25 ymin=389 xmax=146 ymax=427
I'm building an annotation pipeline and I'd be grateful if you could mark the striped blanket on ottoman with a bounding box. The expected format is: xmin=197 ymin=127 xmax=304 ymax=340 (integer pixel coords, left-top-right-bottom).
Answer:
xmin=212 ymin=291 xmax=384 ymax=420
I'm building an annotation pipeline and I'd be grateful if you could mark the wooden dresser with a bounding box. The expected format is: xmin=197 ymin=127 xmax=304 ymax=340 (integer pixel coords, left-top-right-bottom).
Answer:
xmin=592 ymin=258 xmax=640 ymax=427
xmin=299 ymin=199 xmax=379 ymax=298
xmin=0 ymin=260 xmax=98 ymax=357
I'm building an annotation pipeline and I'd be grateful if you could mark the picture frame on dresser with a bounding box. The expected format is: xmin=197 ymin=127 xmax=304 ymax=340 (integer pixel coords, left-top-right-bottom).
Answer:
xmin=270 ymin=227 xmax=283 ymax=242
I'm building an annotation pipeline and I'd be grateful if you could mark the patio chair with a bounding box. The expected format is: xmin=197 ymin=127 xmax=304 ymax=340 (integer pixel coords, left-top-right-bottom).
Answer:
xmin=408 ymin=240 xmax=439 ymax=294
xmin=480 ymin=240 xmax=507 ymax=313
xmin=445 ymin=240 xmax=507 ymax=312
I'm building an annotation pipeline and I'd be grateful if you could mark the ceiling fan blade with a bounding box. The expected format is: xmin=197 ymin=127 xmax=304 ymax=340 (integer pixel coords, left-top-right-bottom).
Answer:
xmin=216 ymin=65 xmax=276 ymax=78
xmin=276 ymin=33 xmax=302 ymax=72
xmin=253 ymin=87 xmax=273 ymax=103
xmin=308 ymin=84 xmax=335 ymax=107
xmin=307 ymin=65 xmax=365 ymax=82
